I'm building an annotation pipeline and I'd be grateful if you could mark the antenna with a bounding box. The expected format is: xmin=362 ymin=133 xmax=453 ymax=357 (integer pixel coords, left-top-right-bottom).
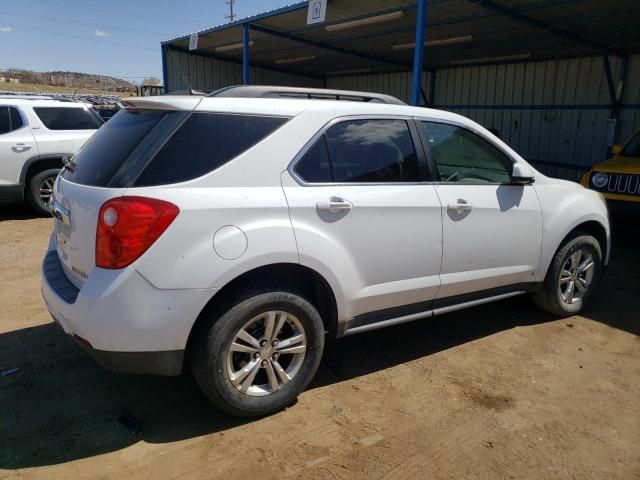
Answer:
xmin=225 ymin=0 xmax=236 ymax=22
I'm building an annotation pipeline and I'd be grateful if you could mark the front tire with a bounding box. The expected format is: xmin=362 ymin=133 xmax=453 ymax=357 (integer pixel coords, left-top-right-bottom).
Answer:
xmin=192 ymin=290 xmax=325 ymax=417
xmin=532 ymin=233 xmax=602 ymax=316
xmin=27 ymin=168 xmax=59 ymax=216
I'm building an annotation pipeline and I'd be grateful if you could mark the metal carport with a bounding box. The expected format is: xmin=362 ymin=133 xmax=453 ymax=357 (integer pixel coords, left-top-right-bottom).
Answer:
xmin=161 ymin=0 xmax=640 ymax=179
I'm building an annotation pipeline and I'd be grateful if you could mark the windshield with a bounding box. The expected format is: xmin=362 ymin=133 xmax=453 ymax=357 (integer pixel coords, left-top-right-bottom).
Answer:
xmin=620 ymin=131 xmax=640 ymax=158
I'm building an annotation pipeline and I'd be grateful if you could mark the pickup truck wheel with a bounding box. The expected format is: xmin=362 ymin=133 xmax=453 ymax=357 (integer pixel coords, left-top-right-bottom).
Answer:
xmin=532 ymin=233 xmax=602 ymax=316
xmin=192 ymin=290 xmax=325 ymax=417
xmin=27 ymin=169 xmax=59 ymax=216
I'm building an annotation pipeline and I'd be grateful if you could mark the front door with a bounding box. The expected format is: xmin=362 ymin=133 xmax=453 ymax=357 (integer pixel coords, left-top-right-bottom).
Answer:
xmin=283 ymin=117 xmax=443 ymax=321
xmin=0 ymin=106 xmax=39 ymax=186
xmin=419 ymin=120 xmax=543 ymax=299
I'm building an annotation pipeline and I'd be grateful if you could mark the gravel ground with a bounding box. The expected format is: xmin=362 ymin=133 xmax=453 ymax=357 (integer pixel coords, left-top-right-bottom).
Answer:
xmin=0 ymin=203 xmax=638 ymax=480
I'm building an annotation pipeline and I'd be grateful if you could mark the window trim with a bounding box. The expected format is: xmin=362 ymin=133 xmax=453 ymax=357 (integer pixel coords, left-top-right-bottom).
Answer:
xmin=415 ymin=118 xmax=520 ymax=186
xmin=0 ymin=105 xmax=29 ymax=135
xmin=288 ymin=114 xmax=431 ymax=186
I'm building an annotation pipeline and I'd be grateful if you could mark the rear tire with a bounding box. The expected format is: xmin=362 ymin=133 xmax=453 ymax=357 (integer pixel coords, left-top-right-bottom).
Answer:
xmin=191 ymin=289 xmax=325 ymax=417
xmin=532 ymin=233 xmax=602 ymax=316
xmin=27 ymin=168 xmax=59 ymax=216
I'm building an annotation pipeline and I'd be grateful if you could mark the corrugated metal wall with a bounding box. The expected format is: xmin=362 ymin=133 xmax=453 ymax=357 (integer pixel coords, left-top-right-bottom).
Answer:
xmin=327 ymin=71 xmax=432 ymax=105
xmin=329 ymin=55 xmax=640 ymax=180
xmin=167 ymin=47 xmax=639 ymax=181
xmin=165 ymin=48 xmax=322 ymax=92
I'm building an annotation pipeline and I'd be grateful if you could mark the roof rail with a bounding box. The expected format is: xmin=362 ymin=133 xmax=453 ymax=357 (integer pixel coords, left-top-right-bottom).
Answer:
xmin=0 ymin=94 xmax=56 ymax=100
xmin=207 ymin=85 xmax=406 ymax=105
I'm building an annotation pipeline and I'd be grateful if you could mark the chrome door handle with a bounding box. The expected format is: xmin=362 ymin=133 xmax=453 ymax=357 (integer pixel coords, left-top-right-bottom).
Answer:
xmin=12 ymin=143 xmax=32 ymax=153
xmin=316 ymin=197 xmax=352 ymax=214
xmin=447 ymin=199 xmax=473 ymax=214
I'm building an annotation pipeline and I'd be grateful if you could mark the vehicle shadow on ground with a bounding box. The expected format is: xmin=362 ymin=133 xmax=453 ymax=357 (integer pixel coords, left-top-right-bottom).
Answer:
xmin=0 ymin=203 xmax=41 ymax=222
xmin=1 ymin=216 xmax=637 ymax=470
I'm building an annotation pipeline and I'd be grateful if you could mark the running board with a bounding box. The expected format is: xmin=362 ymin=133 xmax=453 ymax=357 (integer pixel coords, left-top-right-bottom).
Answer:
xmin=342 ymin=291 xmax=526 ymax=336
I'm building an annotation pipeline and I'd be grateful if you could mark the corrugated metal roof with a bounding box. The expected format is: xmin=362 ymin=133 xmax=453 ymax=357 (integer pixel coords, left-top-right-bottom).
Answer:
xmin=164 ymin=0 xmax=640 ymax=76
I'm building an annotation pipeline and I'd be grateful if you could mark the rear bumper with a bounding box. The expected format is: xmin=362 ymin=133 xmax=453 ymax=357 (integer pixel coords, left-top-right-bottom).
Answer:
xmin=50 ymin=313 xmax=184 ymax=375
xmin=41 ymin=234 xmax=216 ymax=375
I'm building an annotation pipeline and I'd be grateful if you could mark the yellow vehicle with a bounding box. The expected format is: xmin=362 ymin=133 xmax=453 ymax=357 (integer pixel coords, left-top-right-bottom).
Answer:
xmin=581 ymin=130 xmax=640 ymax=204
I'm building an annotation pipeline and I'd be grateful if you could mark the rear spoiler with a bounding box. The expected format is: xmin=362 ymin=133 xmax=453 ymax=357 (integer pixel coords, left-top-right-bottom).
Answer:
xmin=117 ymin=96 xmax=202 ymax=111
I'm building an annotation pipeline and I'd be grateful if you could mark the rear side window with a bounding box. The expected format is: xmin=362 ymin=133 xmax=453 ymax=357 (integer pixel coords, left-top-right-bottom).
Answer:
xmin=134 ymin=113 xmax=289 ymax=186
xmin=62 ymin=109 xmax=166 ymax=186
xmin=34 ymin=107 xmax=102 ymax=130
xmin=0 ymin=107 xmax=25 ymax=134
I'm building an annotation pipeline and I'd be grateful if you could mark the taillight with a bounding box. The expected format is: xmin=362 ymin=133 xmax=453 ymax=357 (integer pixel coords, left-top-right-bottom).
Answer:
xmin=96 ymin=196 xmax=179 ymax=269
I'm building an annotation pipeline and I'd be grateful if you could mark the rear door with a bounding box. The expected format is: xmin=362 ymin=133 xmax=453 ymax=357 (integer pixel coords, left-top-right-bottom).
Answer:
xmin=283 ymin=117 xmax=443 ymax=322
xmin=418 ymin=120 xmax=542 ymax=299
xmin=29 ymin=105 xmax=101 ymax=156
xmin=0 ymin=106 xmax=39 ymax=185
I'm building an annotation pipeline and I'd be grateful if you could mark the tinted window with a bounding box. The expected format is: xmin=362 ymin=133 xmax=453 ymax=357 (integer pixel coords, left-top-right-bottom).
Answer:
xmin=62 ymin=109 xmax=166 ymax=186
xmin=325 ymin=119 xmax=419 ymax=183
xmin=134 ymin=113 xmax=288 ymax=186
xmin=34 ymin=107 xmax=102 ymax=130
xmin=421 ymin=122 xmax=512 ymax=183
xmin=0 ymin=107 xmax=9 ymax=134
xmin=10 ymin=107 xmax=24 ymax=130
xmin=294 ymin=137 xmax=332 ymax=183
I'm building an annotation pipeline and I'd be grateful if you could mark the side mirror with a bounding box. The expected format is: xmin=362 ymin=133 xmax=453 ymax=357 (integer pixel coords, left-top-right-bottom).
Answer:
xmin=511 ymin=163 xmax=535 ymax=185
xmin=611 ymin=144 xmax=623 ymax=155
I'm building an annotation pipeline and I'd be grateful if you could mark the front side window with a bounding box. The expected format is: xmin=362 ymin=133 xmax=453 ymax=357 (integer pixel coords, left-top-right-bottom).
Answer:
xmin=33 ymin=107 xmax=102 ymax=130
xmin=295 ymin=118 xmax=420 ymax=183
xmin=0 ymin=107 xmax=9 ymax=134
xmin=421 ymin=121 xmax=512 ymax=184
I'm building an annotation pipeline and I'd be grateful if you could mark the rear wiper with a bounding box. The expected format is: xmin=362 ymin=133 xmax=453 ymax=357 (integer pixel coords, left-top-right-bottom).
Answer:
xmin=62 ymin=155 xmax=77 ymax=172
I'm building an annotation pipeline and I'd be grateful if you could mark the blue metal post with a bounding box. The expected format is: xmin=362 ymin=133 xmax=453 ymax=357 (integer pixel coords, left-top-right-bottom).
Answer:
xmin=243 ymin=23 xmax=251 ymax=85
xmin=410 ymin=0 xmax=428 ymax=106
xmin=161 ymin=44 xmax=169 ymax=94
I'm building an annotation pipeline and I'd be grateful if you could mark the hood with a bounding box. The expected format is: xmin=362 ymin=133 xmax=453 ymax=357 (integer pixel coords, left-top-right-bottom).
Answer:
xmin=590 ymin=155 xmax=640 ymax=174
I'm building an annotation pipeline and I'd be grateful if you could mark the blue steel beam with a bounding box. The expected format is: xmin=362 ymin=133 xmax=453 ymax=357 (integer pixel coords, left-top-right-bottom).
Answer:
xmin=243 ymin=23 xmax=251 ymax=85
xmin=410 ymin=0 xmax=428 ymax=106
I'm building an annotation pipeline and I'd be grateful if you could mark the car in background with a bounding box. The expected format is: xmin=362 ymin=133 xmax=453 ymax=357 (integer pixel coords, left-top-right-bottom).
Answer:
xmin=0 ymin=96 xmax=103 ymax=215
xmin=581 ymin=130 xmax=640 ymax=205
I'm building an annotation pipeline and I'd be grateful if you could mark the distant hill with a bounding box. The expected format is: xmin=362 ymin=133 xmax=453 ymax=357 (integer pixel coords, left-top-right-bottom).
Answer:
xmin=0 ymin=69 xmax=136 ymax=93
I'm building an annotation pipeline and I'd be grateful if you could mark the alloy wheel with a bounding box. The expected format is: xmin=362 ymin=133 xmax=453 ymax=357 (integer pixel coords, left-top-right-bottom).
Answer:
xmin=558 ymin=249 xmax=595 ymax=304
xmin=39 ymin=175 xmax=55 ymax=206
xmin=226 ymin=310 xmax=307 ymax=397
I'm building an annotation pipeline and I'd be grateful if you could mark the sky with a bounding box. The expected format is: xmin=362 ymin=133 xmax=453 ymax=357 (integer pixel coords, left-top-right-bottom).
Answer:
xmin=0 ymin=0 xmax=293 ymax=82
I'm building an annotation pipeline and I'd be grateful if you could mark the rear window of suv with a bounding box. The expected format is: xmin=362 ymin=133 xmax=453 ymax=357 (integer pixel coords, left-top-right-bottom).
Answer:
xmin=62 ymin=110 xmax=289 ymax=187
xmin=33 ymin=107 xmax=102 ymax=130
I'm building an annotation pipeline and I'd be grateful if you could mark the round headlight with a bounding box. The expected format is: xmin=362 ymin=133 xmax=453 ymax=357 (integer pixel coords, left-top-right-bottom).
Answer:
xmin=591 ymin=172 xmax=609 ymax=189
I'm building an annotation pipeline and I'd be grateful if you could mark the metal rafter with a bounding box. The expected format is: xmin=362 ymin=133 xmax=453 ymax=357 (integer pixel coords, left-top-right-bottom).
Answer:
xmin=476 ymin=0 xmax=610 ymax=52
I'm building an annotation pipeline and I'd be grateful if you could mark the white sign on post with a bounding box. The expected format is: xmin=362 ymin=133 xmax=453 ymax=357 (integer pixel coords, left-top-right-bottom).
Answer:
xmin=189 ymin=32 xmax=199 ymax=51
xmin=307 ymin=0 xmax=327 ymax=25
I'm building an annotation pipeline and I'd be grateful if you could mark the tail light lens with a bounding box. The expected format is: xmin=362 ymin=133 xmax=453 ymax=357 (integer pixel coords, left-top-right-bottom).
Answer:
xmin=96 ymin=196 xmax=179 ymax=269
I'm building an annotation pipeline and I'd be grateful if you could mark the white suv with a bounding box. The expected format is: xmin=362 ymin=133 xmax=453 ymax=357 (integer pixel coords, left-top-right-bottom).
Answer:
xmin=41 ymin=87 xmax=609 ymax=417
xmin=0 ymin=96 xmax=102 ymax=214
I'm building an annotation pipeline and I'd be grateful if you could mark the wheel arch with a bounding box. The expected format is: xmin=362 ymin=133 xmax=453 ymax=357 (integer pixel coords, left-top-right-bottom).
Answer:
xmin=539 ymin=218 xmax=609 ymax=281
xmin=20 ymin=154 xmax=71 ymax=189
xmin=185 ymin=262 xmax=339 ymax=364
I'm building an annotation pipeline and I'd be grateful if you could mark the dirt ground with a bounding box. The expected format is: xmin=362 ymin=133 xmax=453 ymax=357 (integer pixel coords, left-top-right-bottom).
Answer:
xmin=0 ymin=203 xmax=638 ymax=480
